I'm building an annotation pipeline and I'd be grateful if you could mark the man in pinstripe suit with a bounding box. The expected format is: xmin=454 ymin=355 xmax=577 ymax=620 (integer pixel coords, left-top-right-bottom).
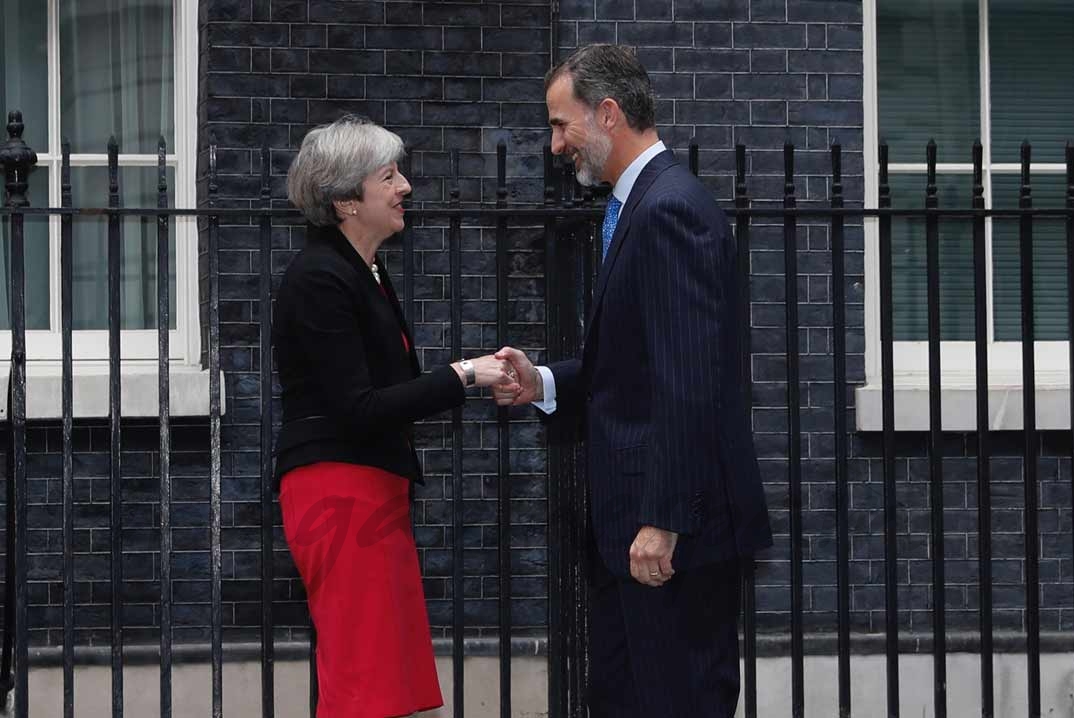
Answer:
xmin=494 ymin=44 xmax=772 ymax=717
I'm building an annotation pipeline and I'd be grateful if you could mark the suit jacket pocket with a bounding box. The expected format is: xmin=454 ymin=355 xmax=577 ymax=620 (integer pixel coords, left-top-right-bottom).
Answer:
xmin=614 ymin=444 xmax=646 ymax=475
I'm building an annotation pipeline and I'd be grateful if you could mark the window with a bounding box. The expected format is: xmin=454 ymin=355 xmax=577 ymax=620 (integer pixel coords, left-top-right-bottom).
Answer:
xmin=0 ymin=0 xmax=198 ymax=364
xmin=860 ymin=0 xmax=1074 ymax=429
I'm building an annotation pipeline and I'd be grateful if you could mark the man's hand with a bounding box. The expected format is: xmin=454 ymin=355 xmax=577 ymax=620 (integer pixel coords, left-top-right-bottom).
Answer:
xmin=629 ymin=525 xmax=678 ymax=587
xmin=492 ymin=346 xmax=542 ymax=406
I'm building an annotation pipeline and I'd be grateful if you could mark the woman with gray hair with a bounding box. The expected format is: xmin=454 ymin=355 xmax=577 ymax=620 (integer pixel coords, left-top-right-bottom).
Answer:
xmin=273 ymin=115 xmax=517 ymax=717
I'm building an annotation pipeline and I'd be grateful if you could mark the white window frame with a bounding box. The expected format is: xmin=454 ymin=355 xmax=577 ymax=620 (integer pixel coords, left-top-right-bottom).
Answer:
xmin=859 ymin=0 xmax=1073 ymax=430
xmin=1 ymin=0 xmax=199 ymax=364
xmin=0 ymin=0 xmax=214 ymax=419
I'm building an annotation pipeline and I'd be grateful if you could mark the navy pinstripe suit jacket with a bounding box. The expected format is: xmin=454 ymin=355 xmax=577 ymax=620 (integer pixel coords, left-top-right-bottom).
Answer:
xmin=550 ymin=149 xmax=772 ymax=577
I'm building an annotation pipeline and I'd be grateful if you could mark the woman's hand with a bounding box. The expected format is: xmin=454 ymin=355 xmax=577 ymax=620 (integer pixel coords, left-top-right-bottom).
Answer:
xmin=451 ymin=355 xmax=519 ymax=390
xmin=471 ymin=354 xmax=517 ymax=388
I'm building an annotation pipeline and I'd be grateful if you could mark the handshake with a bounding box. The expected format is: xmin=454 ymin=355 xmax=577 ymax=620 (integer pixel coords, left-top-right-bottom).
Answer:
xmin=453 ymin=347 xmax=541 ymax=407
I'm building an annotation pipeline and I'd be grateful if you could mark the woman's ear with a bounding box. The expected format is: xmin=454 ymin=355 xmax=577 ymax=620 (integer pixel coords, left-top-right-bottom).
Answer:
xmin=333 ymin=199 xmax=357 ymax=219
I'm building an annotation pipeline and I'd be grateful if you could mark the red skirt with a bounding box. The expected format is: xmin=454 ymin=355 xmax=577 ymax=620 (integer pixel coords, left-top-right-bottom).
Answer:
xmin=280 ymin=462 xmax=443 ymax=718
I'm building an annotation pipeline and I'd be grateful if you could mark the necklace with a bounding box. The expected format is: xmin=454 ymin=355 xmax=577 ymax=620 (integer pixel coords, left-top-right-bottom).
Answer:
xmin=370 ymin=262 xmax=381 ymax=284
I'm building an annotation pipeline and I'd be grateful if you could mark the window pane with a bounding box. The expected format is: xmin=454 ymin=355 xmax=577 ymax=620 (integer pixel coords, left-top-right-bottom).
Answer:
xmin=60 ymin=0 xmax=174 ymax=154
xmin=992 ymin=174 xmax=1069 ymax=340
xmin=989 ymin=0 xmax=1074 ymax=164
xmin=70 ymin=167 xmax=176 ymax=330
xmin=0 ymin=167 xmax=50 ymax=330
xmin=0 ymin=0 xmax=48 ymax=151
xmin=890 ymin=174 xmax=977 ymax=341
xmin=877 ymin=0 xmax=980 ymax=164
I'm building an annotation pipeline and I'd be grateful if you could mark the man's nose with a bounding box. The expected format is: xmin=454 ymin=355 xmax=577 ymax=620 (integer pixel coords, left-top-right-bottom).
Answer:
xmin=550 ymin=131 xmax=565 ymax=156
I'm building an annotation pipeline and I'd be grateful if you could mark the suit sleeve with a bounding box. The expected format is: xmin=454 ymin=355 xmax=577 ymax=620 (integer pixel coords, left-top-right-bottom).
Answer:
xmin=636 ymin=195 xmax=736 ymax=536
xmin=547 ymin=358 xmax=584 ymax=419
xmin=287 ymin=267 xmax=466 ymax=434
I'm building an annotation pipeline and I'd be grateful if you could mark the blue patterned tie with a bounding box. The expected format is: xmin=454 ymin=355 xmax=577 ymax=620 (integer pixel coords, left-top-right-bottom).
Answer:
xmin=602 ymin=195 xmax=622 ymax=260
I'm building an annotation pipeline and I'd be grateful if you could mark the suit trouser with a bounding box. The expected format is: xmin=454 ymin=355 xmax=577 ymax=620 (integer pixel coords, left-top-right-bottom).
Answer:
xmin=587 ymin=545 xmax=742 ymax=718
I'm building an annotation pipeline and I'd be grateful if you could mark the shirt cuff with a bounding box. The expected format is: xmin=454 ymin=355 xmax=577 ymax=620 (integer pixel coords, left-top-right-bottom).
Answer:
xmin=532 ymin=365 xmax=557 ymax=414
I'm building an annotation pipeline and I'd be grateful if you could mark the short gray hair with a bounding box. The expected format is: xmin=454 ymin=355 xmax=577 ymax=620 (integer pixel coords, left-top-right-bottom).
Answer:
xmin=286 ymin=115 xmax=406 ymax=226
xmin=545 ymin=44 xmax=656 ymax=131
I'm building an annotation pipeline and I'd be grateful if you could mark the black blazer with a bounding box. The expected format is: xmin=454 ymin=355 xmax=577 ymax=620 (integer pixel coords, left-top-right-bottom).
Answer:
xmin=272 ymin=224 xmax=465 ymax=489
xmin=550 ymin=150 xmax=772 ymax=577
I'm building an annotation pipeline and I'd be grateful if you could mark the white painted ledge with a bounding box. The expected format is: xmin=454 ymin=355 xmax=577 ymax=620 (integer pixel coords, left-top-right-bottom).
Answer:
xmin=0 ymin=363 xmax=224 ymax=420
xmin=855 ymin=380 xmax=1072 ymax=431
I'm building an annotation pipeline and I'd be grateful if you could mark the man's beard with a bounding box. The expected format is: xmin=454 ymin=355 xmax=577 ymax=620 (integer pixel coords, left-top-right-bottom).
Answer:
xmin=573 ymin=121 xmax=612 ymax=187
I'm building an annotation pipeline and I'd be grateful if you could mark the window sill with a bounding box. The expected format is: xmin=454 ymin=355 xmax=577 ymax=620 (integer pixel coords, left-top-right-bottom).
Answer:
xmin=855 ymin=378 xmax=1072 ymax=431
xmin=0 ymin=363 xmax=224 ymax=420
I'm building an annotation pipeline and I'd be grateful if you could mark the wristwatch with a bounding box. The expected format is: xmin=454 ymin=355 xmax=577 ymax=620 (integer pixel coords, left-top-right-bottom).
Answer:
xmin=459 ymin=359 xmax=476 ymax=387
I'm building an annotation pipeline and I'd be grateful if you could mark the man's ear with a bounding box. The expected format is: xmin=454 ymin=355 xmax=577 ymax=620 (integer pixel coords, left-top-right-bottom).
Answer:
xmin=597 ymin=97 xmax=620 ymax=131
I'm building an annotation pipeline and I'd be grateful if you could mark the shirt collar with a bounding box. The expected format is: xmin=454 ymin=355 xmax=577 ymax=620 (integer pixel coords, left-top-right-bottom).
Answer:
xmin=611 ymin=140 xmax=667 ymax=212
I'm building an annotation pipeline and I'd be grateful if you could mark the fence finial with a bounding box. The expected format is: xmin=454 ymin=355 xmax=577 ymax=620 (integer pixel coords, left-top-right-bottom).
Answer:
xmin=1066 ymin=143 xmax=1073 ymax=205
xmin=255 ymin=137 xmax=268 ymax=205
xmin=783 ymin=143 xmax=795 ymax=198
xmin=158 ymin=136 xmax=169 ymax=198
xmin=496 ymin=140 xmax=507 ymax=207
xmin=735 ymin=144 xmax=747 ymax=200
xmin=543 ymin=145 xmax=556 ymax=206
xmin=1020 ymin=141 xmax=1032 ymax=201
xmin=925 ymin=139 xmax=937 ymax=204
xmin=830 ymin=142 xmax=843 ymax=195
xmin=0 ymin=110 xmax=39 ymax=208
xmin=968 ymin=140 xmax=981 ymax=198
xmin=449 ymin=148 xmax=460 ymax=205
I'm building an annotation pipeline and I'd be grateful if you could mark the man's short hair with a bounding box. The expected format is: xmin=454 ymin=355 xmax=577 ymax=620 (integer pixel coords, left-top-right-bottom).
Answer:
xmin=286 ymin=115 xmax=405 ymax=226
xmin=545 ymin=44 xmax=657 ymax=131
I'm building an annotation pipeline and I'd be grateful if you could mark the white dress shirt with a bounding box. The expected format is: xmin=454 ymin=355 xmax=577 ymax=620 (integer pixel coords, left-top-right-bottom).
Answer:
xmin=532 ymin=140 xmax=667 ymax=414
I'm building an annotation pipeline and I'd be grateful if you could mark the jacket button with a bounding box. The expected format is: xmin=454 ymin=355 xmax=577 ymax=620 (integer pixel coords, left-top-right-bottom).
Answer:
xmin=586 ymin=392 xmax=593 ymax=402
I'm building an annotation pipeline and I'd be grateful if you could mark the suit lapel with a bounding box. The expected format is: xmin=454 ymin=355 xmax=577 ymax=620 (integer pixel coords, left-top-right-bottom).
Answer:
xmin=584 ymin=150 xmax=677 ymax=350
xmin=314 ymin=226 xmax=420 ymax=376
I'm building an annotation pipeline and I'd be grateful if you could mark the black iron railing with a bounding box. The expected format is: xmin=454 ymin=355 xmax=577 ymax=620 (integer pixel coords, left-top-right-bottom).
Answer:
xmin=2 ymin=108 xmax=1074 ymax=718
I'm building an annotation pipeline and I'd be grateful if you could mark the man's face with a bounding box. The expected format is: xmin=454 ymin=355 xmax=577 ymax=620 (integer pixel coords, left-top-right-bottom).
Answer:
xmin=546 ymin=75 xmax=612 ymax=186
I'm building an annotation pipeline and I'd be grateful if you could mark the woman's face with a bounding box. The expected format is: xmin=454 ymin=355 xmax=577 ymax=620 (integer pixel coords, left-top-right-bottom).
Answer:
xmin=353 ymin=162 xmax=411 ymax=238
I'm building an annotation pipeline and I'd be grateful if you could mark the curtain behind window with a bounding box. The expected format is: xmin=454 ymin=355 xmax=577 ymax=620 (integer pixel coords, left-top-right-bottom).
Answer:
xmin=60 ymin=0 xmax=175 ymax=330
xmin=989 ymin=0 xmax=1074 ymax=340
xmin=0 ymin=0 xmax=50 ymax=330
xmin=877 ymin=0 xmax=980 ymax=165
xmin=60 ymin=0 xmax=174 ymax=153
xmin=878 ymin=0 xmax=980 ymax=340
xmin=877 ymin=0 xmax=1074 ymax=342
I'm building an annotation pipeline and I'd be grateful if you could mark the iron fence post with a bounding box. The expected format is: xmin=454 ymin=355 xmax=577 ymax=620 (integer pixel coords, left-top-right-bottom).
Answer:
xmin=0 ymin=109 xmax=37 ymax=718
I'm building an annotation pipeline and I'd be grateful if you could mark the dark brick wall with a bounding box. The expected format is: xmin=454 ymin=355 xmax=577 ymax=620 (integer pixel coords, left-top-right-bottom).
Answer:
xmin=556 ymin=0 xmax=1074 ymax=640
xmin=195 ymin=0 xmax=556 ymax=642
xmin=5 ymin=0 xmax=1072 ymax=650
xmin=10 ymin=419 xmax=291 ymax=646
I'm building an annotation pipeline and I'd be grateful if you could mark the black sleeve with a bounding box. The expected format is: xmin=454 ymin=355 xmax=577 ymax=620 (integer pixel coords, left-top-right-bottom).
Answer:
xmin=548 ymin=358 xmax=585 ymax=419
xmin=636 ymin=195 xmax=734 ymax=535
xmin=287 ymin=266 xmax=466 ymax=434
